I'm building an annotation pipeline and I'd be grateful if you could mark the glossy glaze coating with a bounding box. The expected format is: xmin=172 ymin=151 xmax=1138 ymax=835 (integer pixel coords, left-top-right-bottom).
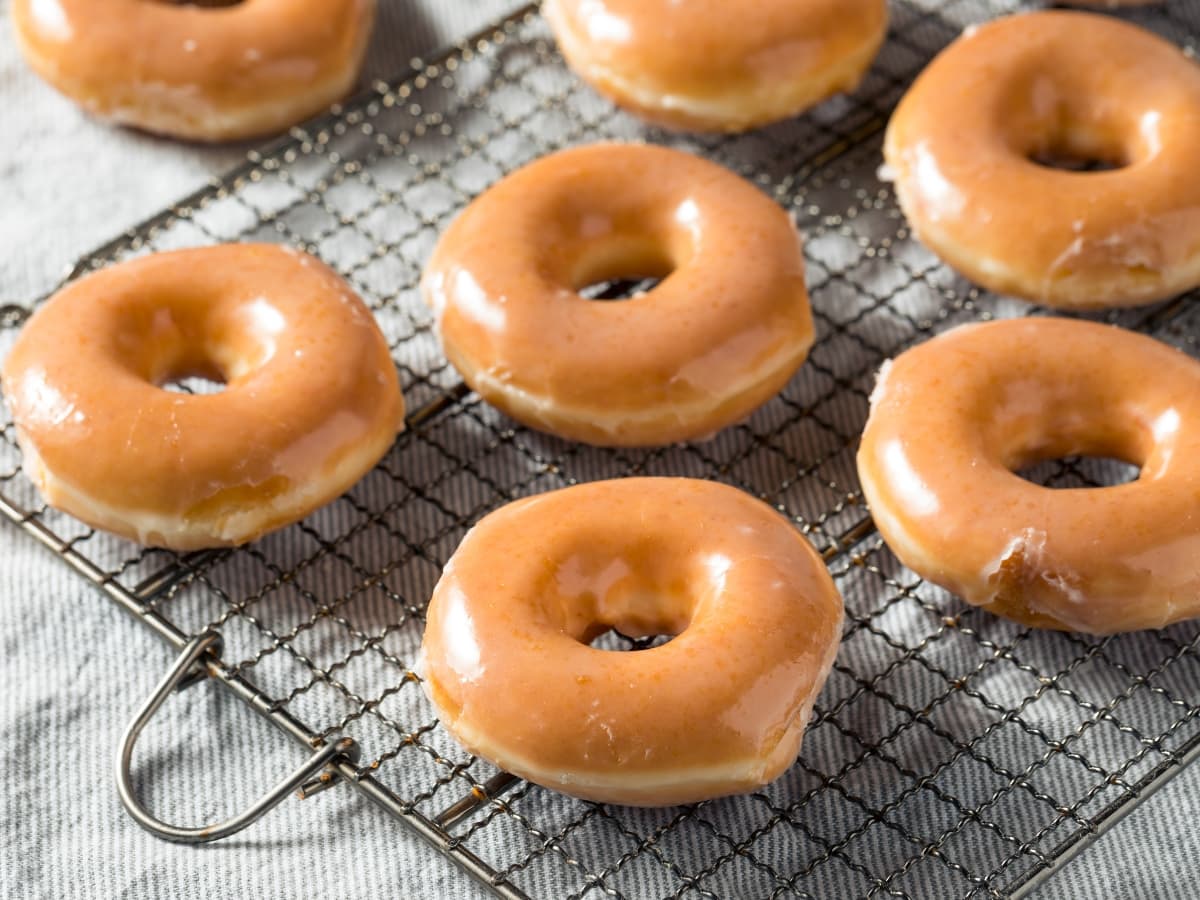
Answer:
xmin=2 ymin=244 xmax=404 ymax=550
xmin=11 ymin=0 xmax=375 ymax=141
xmin=422 ymin=143 xmax=814 ymax=446
xmin=884 ymin=11 xmax=1200 ymax=309
xmin=419 ymin=478 xmax=844 ymax=806
xmin=857 ymin=318 xmax=1200 ymax=634
xmin=545 ymin=0 xmax=887 ymax=132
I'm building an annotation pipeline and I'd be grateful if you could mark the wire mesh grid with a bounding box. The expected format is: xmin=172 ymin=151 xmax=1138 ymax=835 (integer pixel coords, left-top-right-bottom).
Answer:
xmin=4 ymin=2 xmax=1200 ymax=897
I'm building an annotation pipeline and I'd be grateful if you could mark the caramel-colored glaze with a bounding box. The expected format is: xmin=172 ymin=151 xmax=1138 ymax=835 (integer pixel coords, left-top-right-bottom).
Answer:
xmin=857 ymin=318 xmax=1200 ymax=634
xmin=419 ymin=478 xmax=844 ymax=806
xmin=884 ymin=11 xmax=1200 ymax=309
xmin=11 ymin=0 xmax=375 ymax=141
xmin=545 ymin=0 xmax=887 ymax=132
xmin=421 ymin=143 xmax=814 ymax=446
xmin=1 ymin=244 xmax=404 ymax=550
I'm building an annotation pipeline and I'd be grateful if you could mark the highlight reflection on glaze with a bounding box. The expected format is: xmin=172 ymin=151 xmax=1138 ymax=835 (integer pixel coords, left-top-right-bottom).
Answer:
xmin=577 ymin=0 xmax=632 ymax=43
xmin=440 ymin=584 xmax=484 ymax=682
xmin=28 ymin=0 xmax=71 ymax=40
xmin=15 ymin=366 xmax=83 ymax=430
xmin=908 ymin=141 xmax=964 ymax=223
xmin=880 ymin=438 xmax=940 ymax=517
xmin=449 ymin=268 xmax=507 ymax=333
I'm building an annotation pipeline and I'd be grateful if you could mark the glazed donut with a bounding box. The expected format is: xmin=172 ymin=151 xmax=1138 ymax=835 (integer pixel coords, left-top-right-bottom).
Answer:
xmin=419 ymin=478 xmax=844 ymax=806
xmin=11 ymin=0 xmax=375 ymax=141
xmin=1 ymin=244 xmax=404 ymax=550
xmin=883 ymin=11 xmax=1200 ymax=309
xmin=421 ymin=143 xmax=814 ymax=446
xmin=545 ymin=0 xmax=888 ymax=132
xmin=857 ymin=318 xmax=1200 ymax=635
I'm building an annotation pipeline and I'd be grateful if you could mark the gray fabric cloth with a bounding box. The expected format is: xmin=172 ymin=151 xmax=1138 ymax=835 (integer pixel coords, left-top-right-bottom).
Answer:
xmin=1 ymin=2 xmax=1198 ymax=899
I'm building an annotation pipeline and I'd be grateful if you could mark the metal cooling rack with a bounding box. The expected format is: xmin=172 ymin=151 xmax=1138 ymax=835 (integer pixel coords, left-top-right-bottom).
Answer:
xmin=4 ymin=2 xmax=1200 ymax=897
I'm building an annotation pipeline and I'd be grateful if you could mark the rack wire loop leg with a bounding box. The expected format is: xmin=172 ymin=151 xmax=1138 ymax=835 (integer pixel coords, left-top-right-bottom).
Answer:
xmin=115 ymin=629 xmax=361 ymax=844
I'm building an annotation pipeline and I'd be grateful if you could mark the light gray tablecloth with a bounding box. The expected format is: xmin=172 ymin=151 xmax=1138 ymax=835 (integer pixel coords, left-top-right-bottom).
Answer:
xmin=1 ymin=3 xmax=1196 ymax=898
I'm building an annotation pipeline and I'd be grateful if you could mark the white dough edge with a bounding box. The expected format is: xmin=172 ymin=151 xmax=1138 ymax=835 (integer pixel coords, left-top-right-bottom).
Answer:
xmin=12 ymin=21 xmax=370 ymax=142
xmin=422 ymin=620 xmax=842 ymax=806
xmin=885 ymin=151 xmax=1200 ymax=310
xmin=545 ymin=0 xmax=885 ymax=131
xmin=14 ymin=422 xmax=402 ymax=551
xmin=459 ymin=334 xmax=815 ymax=446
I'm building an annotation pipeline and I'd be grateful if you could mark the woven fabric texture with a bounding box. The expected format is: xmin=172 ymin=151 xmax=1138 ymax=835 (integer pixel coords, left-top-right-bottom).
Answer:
xmin=2 ymin=2 xmax=1199 ymax=899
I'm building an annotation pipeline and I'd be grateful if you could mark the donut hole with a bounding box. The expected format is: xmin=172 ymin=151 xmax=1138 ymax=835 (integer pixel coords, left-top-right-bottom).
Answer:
xmin=570 ymin=239 xmax=675 ymax=302
xmin=991 ymin=378 xmax=1157 ymax=488
xmin=161 ymin=373 xmax=227 ymax=395
xmin=119 ymin=296 xmax=283 ymax=395
xmin=555 ymin=537 xmax=703 ymax=650
xmin=1016 ymin=455 xmax=1140 ymax=489
xmin=575 ymin=598 xmax=689 ymax=651
xmin=153 ymin=353 xmax=230 ymax=395
xmin=1024 ymin=116 xmax=1134 ymax=172
xmin=578 ymin=276 xmax=664 ymax=301
xmin=587 ymin=628 xmax=675 ymax=651
xmin=1028 ymin=144 xmax=1126 ymax=173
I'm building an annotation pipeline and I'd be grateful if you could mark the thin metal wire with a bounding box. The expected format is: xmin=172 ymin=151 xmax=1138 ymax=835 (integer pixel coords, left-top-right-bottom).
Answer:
xmin=3 ymin=2 xmax=1200 ymax=898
